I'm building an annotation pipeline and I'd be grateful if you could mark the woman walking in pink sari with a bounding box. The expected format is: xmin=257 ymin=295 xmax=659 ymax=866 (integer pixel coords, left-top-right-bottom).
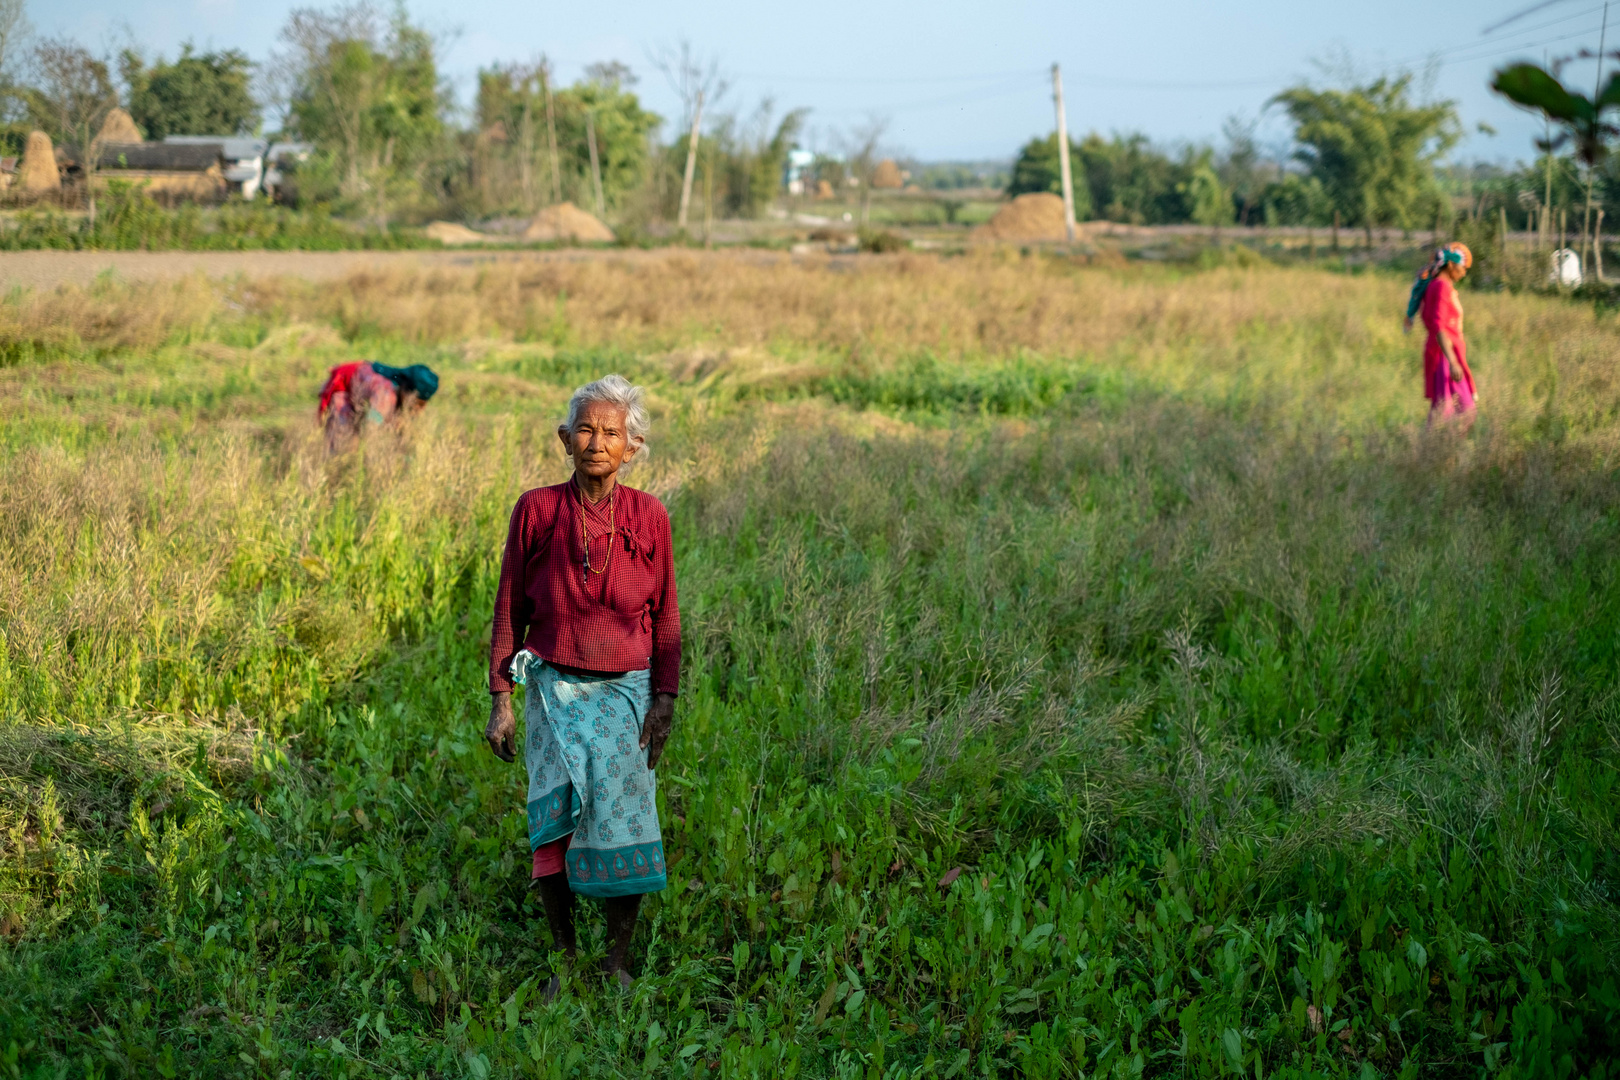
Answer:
xmin=1405 ymin=243 xmax=1477 ymax=429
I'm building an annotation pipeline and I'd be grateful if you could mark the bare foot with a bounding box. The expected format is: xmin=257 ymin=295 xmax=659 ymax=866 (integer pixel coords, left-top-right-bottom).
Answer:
xmin=543 ymin=974 xmax=563 ymax=1003
xmin=603 ymin=962 xmax=634 ymax=991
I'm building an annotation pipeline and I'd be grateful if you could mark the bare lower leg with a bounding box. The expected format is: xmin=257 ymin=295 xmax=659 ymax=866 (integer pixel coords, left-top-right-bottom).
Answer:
xmin=535 ymin=873 xmax=576 ymax=1000
xmin=536 ymin=873 xmax=577 ymax=955
xmin=603 ymin=895 xmax=642 ymax=987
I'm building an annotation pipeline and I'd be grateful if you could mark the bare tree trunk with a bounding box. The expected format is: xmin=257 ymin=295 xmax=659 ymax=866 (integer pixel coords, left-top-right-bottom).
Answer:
xmin=84 ymin=130 xmax=100 ymax=226
xmin=678 ymin=89 xmax=704 ymax=231
xmin=1598 ymin=208 xmax=1607 ymax=281
xmin=586 ymin=110 xmax=605 ymax=218
xmin=541 ymin=63 xmax=561 ymax=206
xmin=374 ymin=135 xmax=395 ymax=232
xmin=702 ymin=138 xmax=713 ymax=247
xmin=520 ymin=93 xmax=536 ymax=213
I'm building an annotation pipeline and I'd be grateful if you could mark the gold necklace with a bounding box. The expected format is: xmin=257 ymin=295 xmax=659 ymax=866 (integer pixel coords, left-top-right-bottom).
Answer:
xmin=578 ymin=484 xmax=615 ymax=577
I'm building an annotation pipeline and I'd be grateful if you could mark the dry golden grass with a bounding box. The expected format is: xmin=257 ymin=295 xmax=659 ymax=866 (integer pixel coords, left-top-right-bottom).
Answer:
xmin=3 ymin=250 xmax=1615 ymax=447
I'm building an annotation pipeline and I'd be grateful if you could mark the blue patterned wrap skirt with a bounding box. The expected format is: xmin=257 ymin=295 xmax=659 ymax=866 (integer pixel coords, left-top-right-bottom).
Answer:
xmin=511 ymin=650 xmax=668 ymax=897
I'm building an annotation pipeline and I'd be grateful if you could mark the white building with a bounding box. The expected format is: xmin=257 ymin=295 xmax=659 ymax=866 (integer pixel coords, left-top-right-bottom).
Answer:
xmin=784 ymin=149 xmax=816 ymax=196
xmin=163 ymin=136 xmax=268 ymax=198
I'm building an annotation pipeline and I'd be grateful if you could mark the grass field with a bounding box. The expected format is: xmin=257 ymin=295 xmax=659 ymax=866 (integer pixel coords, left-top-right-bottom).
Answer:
xmin=1 ymin=250 xmax=1617 ymax=1078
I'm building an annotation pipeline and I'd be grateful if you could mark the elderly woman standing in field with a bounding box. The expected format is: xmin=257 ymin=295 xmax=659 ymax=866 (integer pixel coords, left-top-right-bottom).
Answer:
xmin=485 ymin=375 xmax=679 ymax=996
xmin=1404 ymin=242 xmax=1477 ymax=429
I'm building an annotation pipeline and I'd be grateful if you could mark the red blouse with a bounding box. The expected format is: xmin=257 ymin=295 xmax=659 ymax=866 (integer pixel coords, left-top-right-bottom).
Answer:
xmin=318 ymin=361 xmax=366 ymax=416
xmin=489 ymin=480 xmax=681 ymax=695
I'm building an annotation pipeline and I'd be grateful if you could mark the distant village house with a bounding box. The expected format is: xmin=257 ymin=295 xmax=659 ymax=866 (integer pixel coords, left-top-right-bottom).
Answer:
xmin=10 ymin=110 xmax=316 ymax=205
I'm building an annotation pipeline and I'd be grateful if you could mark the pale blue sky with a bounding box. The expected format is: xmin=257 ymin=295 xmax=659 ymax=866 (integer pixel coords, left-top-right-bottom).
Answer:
xmin=31 ymin=0 xmax=1618 ymax=163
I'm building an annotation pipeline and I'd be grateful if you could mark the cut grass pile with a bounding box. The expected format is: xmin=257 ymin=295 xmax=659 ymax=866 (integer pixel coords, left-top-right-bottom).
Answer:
xmin=0 ymin=251 xmax=1617 ymax=1077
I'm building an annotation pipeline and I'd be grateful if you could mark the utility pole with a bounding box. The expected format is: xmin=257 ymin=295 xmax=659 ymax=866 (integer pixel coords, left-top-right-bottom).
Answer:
xmin=585 ymin=109 xmax=606 ymax=218
xmin=678 ymin=88 xmax=704 ymax=231
xmin=1543 ymin=50 xmax=1553 ymax=252
xmin=1051 ymin=63 xmax=1076 ymax=242
xmin=1586 ymin=2 xmax=1610 ymax=271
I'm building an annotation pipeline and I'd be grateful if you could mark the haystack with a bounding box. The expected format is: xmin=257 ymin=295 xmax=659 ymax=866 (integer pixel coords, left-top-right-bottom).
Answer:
xmin=97 ymin=108 xmax=144 ymax=145
xmin=522 ymin=201 xmax=615 ymax=242
xmin=972 ymin=192 xmax=1068 ymax=241
xmin=814 ymin=179 xmax=835 ymax=199
xmin=424 ymin=221 xmax=488 ymax=246
xmin=871 ymin=159 xmax=903 ymax=189
xmin=18 ymin=131 xmax=59 ymax=194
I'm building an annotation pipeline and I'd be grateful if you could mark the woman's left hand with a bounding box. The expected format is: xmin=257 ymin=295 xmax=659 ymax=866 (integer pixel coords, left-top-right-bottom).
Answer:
xmin=641 ymin=693 xmax=675 ymax=769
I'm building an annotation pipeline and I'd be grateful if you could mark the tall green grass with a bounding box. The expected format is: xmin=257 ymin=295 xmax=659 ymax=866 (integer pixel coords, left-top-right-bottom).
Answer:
xmin=0 ymin=261 xmax=1616 ymax=1078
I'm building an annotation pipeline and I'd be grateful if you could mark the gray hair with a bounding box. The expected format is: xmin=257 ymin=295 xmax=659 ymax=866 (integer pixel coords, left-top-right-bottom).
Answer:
xmin=560 ymin=374 xmax=650 ymax=461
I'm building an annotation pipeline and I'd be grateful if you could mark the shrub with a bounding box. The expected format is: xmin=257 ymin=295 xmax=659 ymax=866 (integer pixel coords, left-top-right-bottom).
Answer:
xmin=858 ymin=228 xmax=906 ymax=254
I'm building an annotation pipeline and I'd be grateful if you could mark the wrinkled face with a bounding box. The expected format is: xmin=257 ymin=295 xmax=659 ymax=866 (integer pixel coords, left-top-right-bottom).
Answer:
xmin=558 ymin=401 xmax=637 ymax=480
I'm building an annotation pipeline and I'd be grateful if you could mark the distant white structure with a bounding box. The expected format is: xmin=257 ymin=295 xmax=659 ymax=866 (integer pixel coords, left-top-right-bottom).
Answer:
xmin=158 ymin=137 xmax=314 ymax=200
xmin=164 ymin=136 xmax=267 ymax=198
xmin=263 ymin=142 xmax=313 ymax=203
xmin=1550 ymin=248 xmax=1583 ymax=288
xmin=784 ymin=148 xmax=815 ymax=196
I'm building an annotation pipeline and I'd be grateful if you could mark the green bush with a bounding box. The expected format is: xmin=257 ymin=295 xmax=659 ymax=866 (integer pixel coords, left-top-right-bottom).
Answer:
xmin=858 ymin=228 xmax=907 ymax=254
xmin=1 ymin=262 xmax=1617 ymax=1076
xmin=0 ymin=183 xmax=441 ymax=251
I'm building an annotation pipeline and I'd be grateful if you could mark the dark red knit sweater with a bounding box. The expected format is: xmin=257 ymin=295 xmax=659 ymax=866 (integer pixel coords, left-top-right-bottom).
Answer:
xmin=489 ymin=481 xmax=681 ymax=695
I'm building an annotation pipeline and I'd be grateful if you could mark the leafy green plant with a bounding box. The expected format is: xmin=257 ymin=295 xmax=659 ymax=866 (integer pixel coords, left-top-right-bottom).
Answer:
xmin=857 ymin=228 xmax=906 ymax=254
xmin=1494 ymin=57 xmax=1620 ymax=261
xmin=0 ymin=258 xmax=1617 ymax=1076
xmin=1493 ymin=61 xmax=1620 ymax=170
xmin=0 ymin=183 xmax=441 ymax=250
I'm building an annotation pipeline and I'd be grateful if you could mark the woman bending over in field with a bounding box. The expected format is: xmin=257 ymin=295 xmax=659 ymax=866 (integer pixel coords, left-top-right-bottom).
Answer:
xmin=1404 ymin=243 xmax=1477 ymax=430
xmin=317 ymin=361 xmax=439 ymax=448
xmin=485 ymin=374 xmax=679 ymax=998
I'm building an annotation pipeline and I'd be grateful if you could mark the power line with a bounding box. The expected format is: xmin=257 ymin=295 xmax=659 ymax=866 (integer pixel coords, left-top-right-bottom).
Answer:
xmin=1062 ymin=73 xmax=1288 ymax=90
xmin=811 ymin=76 xmax=1042 ymax=117
xmin=1422 ymin=22 xmax=1607 ymax=67
xmin=725 ymin=67 xmax=1047 ymax=87
xmin=1484 ymin=0 xmax=1581 ymax=35
xmin=1432 ymin=4 xmax=1606 ymax=57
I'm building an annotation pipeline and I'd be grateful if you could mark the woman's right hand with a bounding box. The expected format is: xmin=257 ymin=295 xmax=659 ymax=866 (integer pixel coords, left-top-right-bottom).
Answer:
xmin=486 ymin=692 xmax=517 ymax=761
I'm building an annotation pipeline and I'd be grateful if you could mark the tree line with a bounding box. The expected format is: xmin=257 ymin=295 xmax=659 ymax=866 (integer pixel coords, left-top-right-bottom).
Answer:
xmin=0 ymin=1 xmax=810 ymax=230
xmin=0 ymin=0 xmax=1609 ymax=241
xmin=1008 ymin=72 xmax=1620 ymax=242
